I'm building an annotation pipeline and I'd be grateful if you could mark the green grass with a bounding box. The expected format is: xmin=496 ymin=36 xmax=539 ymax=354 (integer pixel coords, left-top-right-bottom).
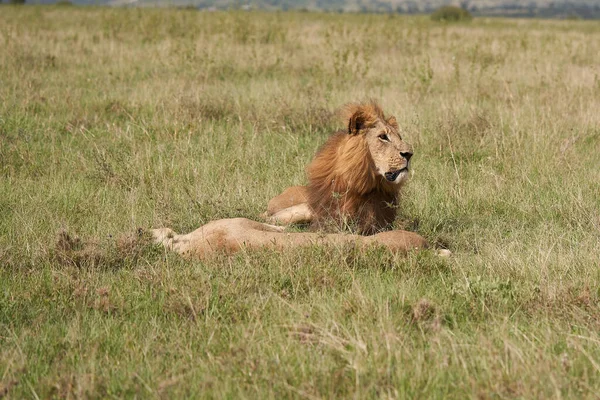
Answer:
xmin=1 ymin=6 xmax=600 ymax=398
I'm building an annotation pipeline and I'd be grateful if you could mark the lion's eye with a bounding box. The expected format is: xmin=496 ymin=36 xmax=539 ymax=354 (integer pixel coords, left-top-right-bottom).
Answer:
xmin=378 ymin=134 xmax=390 ymax=142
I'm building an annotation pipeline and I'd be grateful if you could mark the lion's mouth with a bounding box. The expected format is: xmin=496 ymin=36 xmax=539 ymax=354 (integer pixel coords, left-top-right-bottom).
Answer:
xmin=384 ymin=167 xmax=408 ymax=182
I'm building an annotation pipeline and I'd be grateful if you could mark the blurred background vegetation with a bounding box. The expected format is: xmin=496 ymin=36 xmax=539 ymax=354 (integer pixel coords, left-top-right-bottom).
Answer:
xmin=8 ymin=0 xmax=600 ymax=19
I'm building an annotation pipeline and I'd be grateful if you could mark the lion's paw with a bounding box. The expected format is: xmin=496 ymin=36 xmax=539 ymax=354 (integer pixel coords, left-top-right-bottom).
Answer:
xmin=436 ymin=249 xmax=452 ymax=258
xmin=150 ymin=228 xmax=176 ymax=245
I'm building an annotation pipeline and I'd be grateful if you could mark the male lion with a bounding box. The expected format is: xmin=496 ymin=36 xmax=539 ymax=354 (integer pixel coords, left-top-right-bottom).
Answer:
xmin=152 ymin=101 xmax=434 ymax=259
xmin=267 ymin=101 xmax=413 ymax=235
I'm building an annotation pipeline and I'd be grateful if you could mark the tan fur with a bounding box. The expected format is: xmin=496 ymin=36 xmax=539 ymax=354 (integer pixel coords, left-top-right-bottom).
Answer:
xmin=151 ymin=218 xmax=427 ymax=259
xmin=266 ymin=185 xmax=308 ymax=216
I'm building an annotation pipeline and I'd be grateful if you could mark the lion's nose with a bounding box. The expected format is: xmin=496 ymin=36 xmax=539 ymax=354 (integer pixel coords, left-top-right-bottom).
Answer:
xmin=400 ymin=151 xmax=413 ymax=162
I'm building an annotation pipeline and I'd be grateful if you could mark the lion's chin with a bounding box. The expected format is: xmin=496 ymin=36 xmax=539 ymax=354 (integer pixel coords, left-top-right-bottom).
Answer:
xmin=384 ymin=168 xmax=409 ymax=184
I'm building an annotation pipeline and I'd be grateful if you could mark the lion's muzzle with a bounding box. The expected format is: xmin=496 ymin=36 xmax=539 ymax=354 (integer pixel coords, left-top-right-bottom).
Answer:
xmin=384 ymin=167 xmax=408 ymax=182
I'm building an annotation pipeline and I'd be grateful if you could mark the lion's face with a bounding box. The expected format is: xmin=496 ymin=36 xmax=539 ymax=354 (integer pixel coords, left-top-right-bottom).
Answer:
xmin=364 ymin=117 xmax=413 ymax=185
xmin=346 ymin=104 xmax=413 ymax=186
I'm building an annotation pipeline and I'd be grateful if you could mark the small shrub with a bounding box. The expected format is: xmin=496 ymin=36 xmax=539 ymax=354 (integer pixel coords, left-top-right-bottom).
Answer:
xmin=56 ymin=0 xmax=73 ymax=5
xmin=431 ymin=6 xmax=473 ymax=22
xmin=9 ymin=0 xmax=26 ymax=4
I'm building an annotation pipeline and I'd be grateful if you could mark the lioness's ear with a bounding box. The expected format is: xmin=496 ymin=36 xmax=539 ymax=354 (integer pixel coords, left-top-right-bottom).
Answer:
xmin=348 ymin=110 xmax=366 ymax=135
xmin=387 ymin=116 xmax=399 ymax=130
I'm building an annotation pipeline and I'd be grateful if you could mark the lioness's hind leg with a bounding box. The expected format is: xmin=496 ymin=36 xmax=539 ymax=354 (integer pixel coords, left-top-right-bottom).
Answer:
xmin=233 ymin=218 xmax=286 ymax=232
xmin=258 ymin=223 xmax=286 ymax=233
xmin=150 ymin=227 xmax=192 ymax=254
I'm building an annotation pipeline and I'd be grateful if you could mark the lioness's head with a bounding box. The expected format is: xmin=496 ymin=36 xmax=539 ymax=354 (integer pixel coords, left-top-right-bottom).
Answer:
xmin=344 ymin=102 xmax=413 ymax=185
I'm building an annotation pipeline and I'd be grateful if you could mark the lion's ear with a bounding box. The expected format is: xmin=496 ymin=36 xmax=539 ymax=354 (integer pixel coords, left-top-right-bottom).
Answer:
xmin=348 ymin=110 xmax=367 ymax=135
xmin=387 ymin=116 xmax=399 ymax=130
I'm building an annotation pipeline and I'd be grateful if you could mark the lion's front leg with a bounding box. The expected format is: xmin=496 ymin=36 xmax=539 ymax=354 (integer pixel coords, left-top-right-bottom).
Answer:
xmin=267 ymin=203 xmax=313 ymax=225
xmin=265 ymin=185 xmax=313 ymax=225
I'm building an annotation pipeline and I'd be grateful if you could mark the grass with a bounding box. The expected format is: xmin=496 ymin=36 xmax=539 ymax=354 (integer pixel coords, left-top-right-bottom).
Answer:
xmin=1 ymin=5 xmax=600 ymax=398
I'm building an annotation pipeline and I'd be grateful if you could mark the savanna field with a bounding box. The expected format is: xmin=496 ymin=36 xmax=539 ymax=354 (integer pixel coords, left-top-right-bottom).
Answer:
xmin=1 ymin=5 xmax=600 ymax=398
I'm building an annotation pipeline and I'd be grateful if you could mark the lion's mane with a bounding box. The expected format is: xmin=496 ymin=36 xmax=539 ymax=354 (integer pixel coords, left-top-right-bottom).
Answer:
xmin=306 ymin=102 xmax=402 ymax=235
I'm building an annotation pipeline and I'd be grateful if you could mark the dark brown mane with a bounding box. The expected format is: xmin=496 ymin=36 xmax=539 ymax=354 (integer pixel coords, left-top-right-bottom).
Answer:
xmin=306 ymin=101 xmax=401 ymax=235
